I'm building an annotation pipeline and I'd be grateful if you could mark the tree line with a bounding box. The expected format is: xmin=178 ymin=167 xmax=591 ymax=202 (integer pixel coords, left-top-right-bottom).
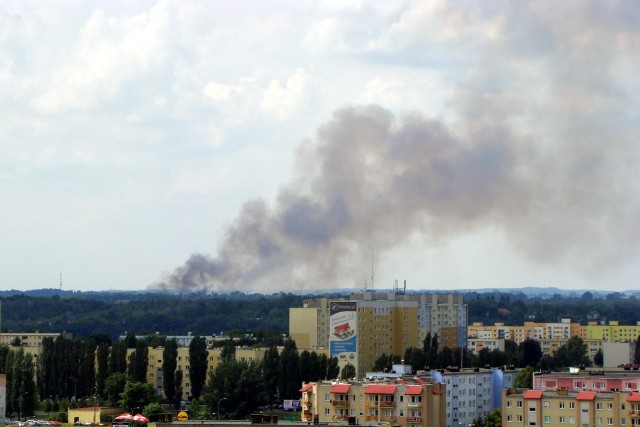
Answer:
xmin=2 ymin=291 xmax=640 ymax=340
xmin=1 ymin=333 xmax=350 ymax=421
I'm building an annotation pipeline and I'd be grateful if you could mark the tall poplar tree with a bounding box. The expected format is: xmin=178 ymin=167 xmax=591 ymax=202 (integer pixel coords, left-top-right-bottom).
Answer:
xmin=162 ymin=339 xmax=178 ymax=402
xmin=188 ymin=336 xmax=208 ymax=400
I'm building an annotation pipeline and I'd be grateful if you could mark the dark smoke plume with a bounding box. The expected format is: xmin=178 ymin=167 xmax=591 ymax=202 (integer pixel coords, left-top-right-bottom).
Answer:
xmin=155 ymin=102 xmax=636 ymax=293
xmin=156 ymin=3 xmax=639 ymax=292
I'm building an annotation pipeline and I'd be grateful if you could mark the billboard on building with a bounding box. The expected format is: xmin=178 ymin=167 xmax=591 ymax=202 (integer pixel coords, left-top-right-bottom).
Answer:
xmin=329 ymin=301 xmax=357 ymax=371
xmin=0 ymin=374 xmax=6 ymax=427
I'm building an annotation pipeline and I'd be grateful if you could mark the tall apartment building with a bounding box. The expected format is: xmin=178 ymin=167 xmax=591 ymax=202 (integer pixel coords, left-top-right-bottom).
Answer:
xmin=586 ymin=321 xmax=640 ymax=343
xmin=429 ymin=367 xmax=518 ymax=427
xmin=290 ymin=297 xmax=344 ymax=348
xmin=502 ymin=388 xmax=640 ymax=427
xmin=290 ymin=292 xmax=467 ymax=377
xmin=299 ymin=378 xmax=447 ymax=427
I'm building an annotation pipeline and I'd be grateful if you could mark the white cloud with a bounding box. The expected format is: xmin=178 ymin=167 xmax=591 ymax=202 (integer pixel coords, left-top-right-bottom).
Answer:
xmin=261 ymin=68 xmax=312 ymax=121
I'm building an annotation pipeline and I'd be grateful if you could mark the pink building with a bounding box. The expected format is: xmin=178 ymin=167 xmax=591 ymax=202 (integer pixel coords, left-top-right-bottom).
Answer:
xmin=534 ymin=368 xmax=640 ymax=392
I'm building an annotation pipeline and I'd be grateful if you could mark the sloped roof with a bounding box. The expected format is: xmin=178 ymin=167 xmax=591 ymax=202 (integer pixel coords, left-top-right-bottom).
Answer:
xmin=300 ymin=383 xmax=315 ymax=393
xmin=627 ymin=393 xmax=640 ymax=402
xmin=331 ymin=384 xmax=350 ymax=393
xmin=576 ymin=391 xmax=597 ymax=401
xmin=365 ymin=384 xmax=397 ymax=394
xmin=523 ymin=390 xmax=543 ymax=399
xmin=404 ymin=385 xmax=422 ymax=395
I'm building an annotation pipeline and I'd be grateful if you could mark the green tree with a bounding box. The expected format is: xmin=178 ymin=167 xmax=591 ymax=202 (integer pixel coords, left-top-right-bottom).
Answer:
xmin=481 ymin=408 xmax=502 ymax=427
xmin=372 ymin=353 xmax=399 ymax=372
xmin=119 ymin=380 xmax=156 ymax=413
xmin=277 ymin=338 xmax=301 ymax=399
xmin=594 ymin=349 xmax=603 ymax=367
xmin=513 ymin=365 xmax=533 ymax=389
xmin=326 ymin=357 xmax=340 ymax=380
xmin=162 ymin=339 xmax=178 ymax=402
xmin=173 ymin=370 xmax=183 ymax=409
xmin=203 ymin=358 xmax=264 ymax=419
xmin=109 ymin=341 xmax=128 ymax=375
xmin=220 ymin=340 xmax=236 ymax=362
xmin=262 ymin=346 xmax=279 ymax=403
xmin=143 ymin=402 xmax=164 ymax=420
xmin=553 ymin=337 xmax=591 ymax=368
xmin=104 ymin=373 xmax=128 ymax=406
xmin=340 ymin=364 xmax=356 ymax=380
xmin=519 ymin=339 xmax=542 ymax=368
xmin=188 ymin=336 xmax=209 ymax=400
xmin=128 ymin=340 xmax=148 ymax=383
xmin=96 ymin=342 xmax=110 ymax=397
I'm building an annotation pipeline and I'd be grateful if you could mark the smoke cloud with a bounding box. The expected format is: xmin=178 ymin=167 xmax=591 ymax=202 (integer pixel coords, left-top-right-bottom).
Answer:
xmin=156 ymin=102 xmax=636 ymax=293
xmin=155 ymin=2 xmax=639 ymax=293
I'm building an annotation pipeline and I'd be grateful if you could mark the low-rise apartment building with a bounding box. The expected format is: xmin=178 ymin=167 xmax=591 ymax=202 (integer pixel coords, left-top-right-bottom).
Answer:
xmin=533 ymin=368 xmax=640 ymax=393
xmin=502 ymin=388 xmax=640 ymax=427
xmin=299 ymin=378 xmax=446 ymax=427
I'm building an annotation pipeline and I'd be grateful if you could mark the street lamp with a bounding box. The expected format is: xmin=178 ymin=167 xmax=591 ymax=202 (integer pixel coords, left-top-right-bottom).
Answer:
xmin=218 ymin=398 xmax=228 ymax=421
xmin=92 ymin=387 xmax=98 ymax=424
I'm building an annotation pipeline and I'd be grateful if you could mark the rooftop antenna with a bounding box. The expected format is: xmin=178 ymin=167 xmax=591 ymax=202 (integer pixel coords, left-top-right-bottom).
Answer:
xmin=59 ymin=273 xmax=63 ymax=290
xmin=370 ymin=250 xmax=375 ymax=294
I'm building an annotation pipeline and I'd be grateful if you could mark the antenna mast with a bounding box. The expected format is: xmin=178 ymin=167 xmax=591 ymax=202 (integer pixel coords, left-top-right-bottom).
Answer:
xmin=59 ymin=273 xmax=63 ymax=290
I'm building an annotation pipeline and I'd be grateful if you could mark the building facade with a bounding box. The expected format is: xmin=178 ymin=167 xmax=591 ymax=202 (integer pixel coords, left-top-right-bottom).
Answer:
xmin=502 ymin=388 xmax=640 ymax=427
xmin=299 ymin=378 xmax=447 ymax=427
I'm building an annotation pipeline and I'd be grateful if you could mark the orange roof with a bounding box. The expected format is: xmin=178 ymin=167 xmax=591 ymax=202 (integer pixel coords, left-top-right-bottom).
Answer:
xmin=627 ymin=393 xmax=640 ymax=402
xmin=576 ymin=392 xmax=597 ymax=401
xmin=365 ymin=384 xmax=397 ymax=395
xmin=405 ymin=385 xmax=422 ymax=395
xmin=300 ymin=383 xmax=315 ymax=393
xmin=331 ymin=384 xmax=350 ymax=393
xmin=414 ymin=377 xmax=427 ymax=385
xmin=523 ymin=390 xmax=543 ymax=399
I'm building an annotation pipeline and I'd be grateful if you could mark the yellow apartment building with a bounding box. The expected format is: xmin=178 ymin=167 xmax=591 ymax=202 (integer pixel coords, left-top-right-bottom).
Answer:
xmin=135 ymin=346 xmax=271 ymax=401
xmin=502 ymin=388 xmax=640 ymax=427
xmin=0 ymin=332 xmax=70 ymax=348
xmin=290 ymin=297 xmax=343 ymax=348
xmin=299 ymin=379 xmax=446 ymax=427
xmin=586 ymin=321 xmax=640 ymax=343
xmin=292 ymin=292 xmax=465 ymax=377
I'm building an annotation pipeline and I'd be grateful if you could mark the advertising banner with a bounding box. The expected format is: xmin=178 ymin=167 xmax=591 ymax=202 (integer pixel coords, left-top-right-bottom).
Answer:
xmin=329 ymin=301 xmax=358 ymax=372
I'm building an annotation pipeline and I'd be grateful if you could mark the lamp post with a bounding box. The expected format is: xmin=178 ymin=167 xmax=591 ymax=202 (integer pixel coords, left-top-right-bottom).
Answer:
xmin=218 ymin=398 xmax=228 ymax=421
xmin=92 ymin=387 xmax=98 ymax=424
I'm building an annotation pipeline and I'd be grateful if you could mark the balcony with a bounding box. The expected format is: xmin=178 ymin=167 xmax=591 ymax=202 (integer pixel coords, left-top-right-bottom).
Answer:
xmin=380 ymin=416 xmax=396 ymax=422
xmin=301 ymin=399 xmax=310 ymax=406
xmin=332 ymin=415 xmax=348 ymax=421
xmin=332 ymin=400 xmax=349 ymax=407
xmin=407 ymin=402 xmax=421 ymax=409
xmin=406 ymin=417 xmax=422 ymax=423
xmin=380 ymin=401 xmax=395 ymax=408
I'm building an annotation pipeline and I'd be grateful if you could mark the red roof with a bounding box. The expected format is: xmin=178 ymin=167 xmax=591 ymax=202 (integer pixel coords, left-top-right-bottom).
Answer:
xmin=627 ymin=393 xmax=640 ymax=402
xmin=405 ymin=385 xmax=422 ymax=395
xmin=331 ymin=384 xmax=350 ymax=393
xmin=523 ymin=390 xmax=543 ymax=399
xmin=576 ymin=392 xmax=597 ymax=401
xmin=414 ymin=377 xmax=426 ymax=385
xmin=300 ymin=383 xmax=315 ymax=393
xmin=365 ymin=384 xmax=397 ymax=395
xmin=335 ymin=323 xmax=350 ymax=331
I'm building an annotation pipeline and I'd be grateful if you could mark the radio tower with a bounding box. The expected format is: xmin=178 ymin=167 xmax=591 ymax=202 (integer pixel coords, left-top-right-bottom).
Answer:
xmin=59 ymin=273 xmax=63 ymax=290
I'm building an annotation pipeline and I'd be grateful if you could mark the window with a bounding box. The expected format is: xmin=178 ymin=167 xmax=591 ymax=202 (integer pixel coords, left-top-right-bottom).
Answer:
xmin=517 ymin=415 xmax=523 ymax=422
xmin=517 ymin=401 xmax=523 ymax=408
xmin=597 ymin=403 xmax=603 ymax=410
xmin=325 ymin=394 xmax=330 ymax=401
xmin=607 ymin=418 xmax=613 ymax=425
xmin=529 ymin=407 xmax=536 ymax=412
xmin=324 ymin=408 xmax=330 ymax=415
xmin=507 ymin=415 xmax=512 ymax=422
xmin=569 ymin=402 xmax=575 ymax=409
xmin=544 ymin=401 xmax=550 ymax=408
xmin=607 ymin=403 xmax=613 ymax=410
xmin=560 ymin=402 xmax=565 ymax=409
xmin=560 ymin=416 xmax=565 ymax=424
xmin=507 ymin=401 xmax=512 ymax=408
xmin=544 ymin=416 xmax=551 ymax=423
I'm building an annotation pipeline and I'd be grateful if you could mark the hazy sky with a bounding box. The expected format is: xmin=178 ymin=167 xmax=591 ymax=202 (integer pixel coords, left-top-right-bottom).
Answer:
xmin=1 ymin=1 xmax=638 ymax=293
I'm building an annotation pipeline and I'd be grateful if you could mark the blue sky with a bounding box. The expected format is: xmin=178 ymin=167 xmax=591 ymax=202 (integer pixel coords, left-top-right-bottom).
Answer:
xmin=1 ymin=1 xmax=638 ymax=293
